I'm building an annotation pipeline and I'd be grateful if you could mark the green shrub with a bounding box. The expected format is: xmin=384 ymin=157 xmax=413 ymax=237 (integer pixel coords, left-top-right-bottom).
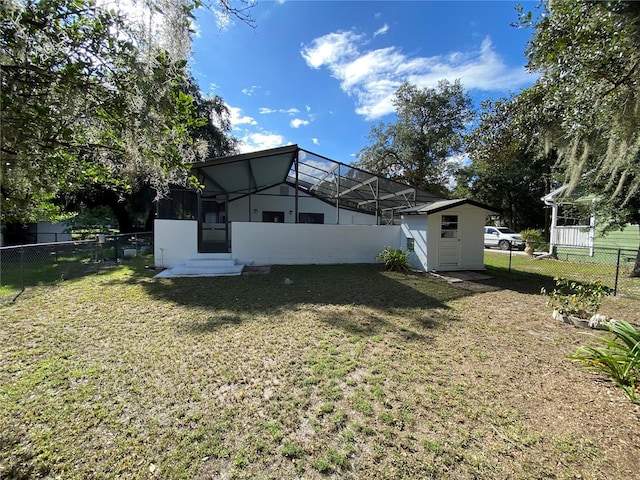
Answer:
xmin=542 ymin=277 xmax=612 ymax=318
xmin=519 ymin=229 xmax=544 ymax=243
xmin=377 ymin=247 xmax=410 ymax=273
xmin=570 ymin=320 xmax=640 ymax=402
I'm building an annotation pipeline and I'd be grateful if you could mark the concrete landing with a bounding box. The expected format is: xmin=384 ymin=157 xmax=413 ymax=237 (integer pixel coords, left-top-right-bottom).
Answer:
xmin=154 ymin=256 xmax=245 ymax=278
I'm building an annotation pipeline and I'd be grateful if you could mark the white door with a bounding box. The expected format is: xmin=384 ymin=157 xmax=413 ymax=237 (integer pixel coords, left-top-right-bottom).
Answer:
xmin=438 ymin=214 xmax=460 ymax=268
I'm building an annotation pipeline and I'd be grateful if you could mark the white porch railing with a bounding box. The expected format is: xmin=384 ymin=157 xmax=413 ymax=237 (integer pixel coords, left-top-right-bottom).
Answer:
xmin=553 ymin=226 xmax=593 ymax=248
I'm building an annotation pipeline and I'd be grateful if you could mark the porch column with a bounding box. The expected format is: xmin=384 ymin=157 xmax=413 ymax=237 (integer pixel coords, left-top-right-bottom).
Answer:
xmin=549 ymin=201 xmax=558 ymax=255
xmin=588 ymin=198 xmax=596 ymax=257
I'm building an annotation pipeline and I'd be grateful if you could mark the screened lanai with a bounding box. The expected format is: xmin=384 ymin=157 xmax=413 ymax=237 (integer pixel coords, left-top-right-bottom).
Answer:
xmin=157 ymin=145 xmax=444 ymax=252
xmin=192 ymin=145 xmax=441 ymax=221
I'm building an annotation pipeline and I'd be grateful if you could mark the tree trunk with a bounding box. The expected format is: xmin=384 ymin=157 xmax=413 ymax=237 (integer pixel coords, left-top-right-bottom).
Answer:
xmin=144 ymin=208 xmax=155 ymax=232
xmin=109 ymin=200 xmax=135 ymax=233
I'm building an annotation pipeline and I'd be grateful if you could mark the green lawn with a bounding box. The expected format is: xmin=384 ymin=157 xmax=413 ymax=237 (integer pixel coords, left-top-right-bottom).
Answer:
xmin=1 ymin=261 xmax=639 ymax=479
xmin=484 ymin=250 xmax=640 ymax=299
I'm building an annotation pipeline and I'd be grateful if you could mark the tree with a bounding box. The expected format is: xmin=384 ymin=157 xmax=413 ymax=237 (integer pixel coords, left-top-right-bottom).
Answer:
xmin=57 ymin=75 xmax=239 ymax=233
xmin=355 ymin=80 xmax=473 ymax=196
xmin=461 ymin=92 xmax=556 ymax=232
xmin=0 ymin=0 xmax=250 ymax=228
xmin=520 ymin=0 xmax=640 ymax=273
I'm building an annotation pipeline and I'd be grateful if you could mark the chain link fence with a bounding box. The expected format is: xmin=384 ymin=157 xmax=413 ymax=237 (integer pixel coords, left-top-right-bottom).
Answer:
xmin=487 ymin=242 xmax=640 ymax=299
xmin=0 ymin=232 xmax=153 ymax=305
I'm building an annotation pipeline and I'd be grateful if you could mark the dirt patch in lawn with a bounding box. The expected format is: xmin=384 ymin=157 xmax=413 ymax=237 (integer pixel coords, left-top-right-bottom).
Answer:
xmin=1 ymin=264 xmax=638 ymax=479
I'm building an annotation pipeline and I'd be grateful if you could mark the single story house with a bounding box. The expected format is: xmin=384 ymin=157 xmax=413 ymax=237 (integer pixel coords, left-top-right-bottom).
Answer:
xmin=154 ymin=145 xmax=498 ymax=276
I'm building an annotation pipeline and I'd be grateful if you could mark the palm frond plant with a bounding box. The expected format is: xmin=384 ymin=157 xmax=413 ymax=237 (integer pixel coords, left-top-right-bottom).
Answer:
xmin=519 ymin=229 xmax=544 ymax=255
xmin=570 ymin=320 xmax=640 ymax=402
xmin=377 ymin=247 xmax=410 ymax=273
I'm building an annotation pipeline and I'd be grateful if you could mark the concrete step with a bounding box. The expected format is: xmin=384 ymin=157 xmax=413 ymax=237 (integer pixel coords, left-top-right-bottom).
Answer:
xmin=183 ymin=256 xmax=237 ymax=268
xmin=154 ymin=256 xmax=244 ymax=278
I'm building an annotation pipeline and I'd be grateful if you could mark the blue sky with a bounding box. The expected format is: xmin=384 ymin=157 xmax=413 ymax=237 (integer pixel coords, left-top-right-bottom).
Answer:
xmin=190 ymin=0 xmax=538 ymax=163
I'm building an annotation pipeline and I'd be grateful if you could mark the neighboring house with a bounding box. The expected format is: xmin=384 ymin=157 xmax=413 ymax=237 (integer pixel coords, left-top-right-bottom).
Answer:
xmin=542 ymin=184 xmax=639 ymax=256
xmin=154 ymin=145 xmax=498 ymax=276
xmin=2 ymin=221 xmax=72 ymax=246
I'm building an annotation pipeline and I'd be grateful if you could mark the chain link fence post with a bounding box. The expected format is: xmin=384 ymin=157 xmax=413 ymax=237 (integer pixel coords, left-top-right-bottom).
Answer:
xmin=20 ymin=246 xmax=25 ymax=294
xmin=508 ymin=243 xmax=513 ymax=273
xmin=614 ymin=248 xmax=621 ymax=297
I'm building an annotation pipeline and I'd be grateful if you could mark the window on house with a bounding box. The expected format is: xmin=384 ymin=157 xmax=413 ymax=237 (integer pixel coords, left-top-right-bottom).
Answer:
xmin=406 ymin=237 xmax=415 ymax=252
xmin=299 ymin=213 xmax=324 ymax=224
xmin=262 ymin=211 xmax=284 ymax=223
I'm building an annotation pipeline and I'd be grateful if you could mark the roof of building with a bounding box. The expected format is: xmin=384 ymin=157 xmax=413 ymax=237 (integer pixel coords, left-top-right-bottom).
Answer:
xmin=191 ymin=145 xmax=444 ymax=218
xmin=398 ymin=198 xmax=500 ymax=215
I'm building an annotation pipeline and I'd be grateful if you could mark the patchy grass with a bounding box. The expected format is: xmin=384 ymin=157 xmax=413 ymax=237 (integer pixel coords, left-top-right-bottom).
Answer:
xmin=1 ymin=263 xmax=639 ymax=479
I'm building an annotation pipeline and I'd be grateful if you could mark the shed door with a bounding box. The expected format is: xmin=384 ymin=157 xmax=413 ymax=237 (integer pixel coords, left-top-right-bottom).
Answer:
xmin=438 ymin=214 xmax=460 ymax=268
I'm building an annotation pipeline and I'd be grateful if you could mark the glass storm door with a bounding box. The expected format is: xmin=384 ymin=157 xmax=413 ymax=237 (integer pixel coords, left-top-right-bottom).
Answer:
xmin=199 ymin=198 xmax=229 ymax=253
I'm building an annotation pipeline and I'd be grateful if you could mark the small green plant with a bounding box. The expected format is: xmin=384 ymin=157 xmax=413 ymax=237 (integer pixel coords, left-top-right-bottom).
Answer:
xmin=281 ymin=440 xmax=305 ymax=459
xmin=520 ymin=229 xmax=544 ymax=255
xmin=542 ymin=277 xmax=612 ymax=318
xmin=519 ymin=229 xmax=544 ymax=243
xmin=570 ymin=320 xmax=640 ymax=402
xmin=377 ymin=246 xmax=410 ymax=273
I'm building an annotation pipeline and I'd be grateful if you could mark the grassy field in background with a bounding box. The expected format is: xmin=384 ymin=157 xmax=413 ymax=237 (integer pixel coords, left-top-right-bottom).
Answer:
xmin=1 ymin=260 xmax=639 ymax=479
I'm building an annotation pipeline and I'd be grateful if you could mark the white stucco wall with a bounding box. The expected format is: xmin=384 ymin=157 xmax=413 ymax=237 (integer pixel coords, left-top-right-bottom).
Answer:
xmin=155 ymin=203 xmax=488 ymax=270
xmin=401 ymin=216 xmax=428 ymax=271
xmin=228 ymin=184 xmax=377 ymax=225
xmin=154 ymin=219 xmax=198 ymax=267
xmin=231 ymin=222 xmax=401 ymax=266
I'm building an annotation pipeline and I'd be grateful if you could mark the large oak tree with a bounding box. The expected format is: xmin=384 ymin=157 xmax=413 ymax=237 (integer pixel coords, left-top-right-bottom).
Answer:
xmin=1 ymin=0 xmax=249 ymax=229
xmin=355 ymin=80 xmax=473 ymax=197
xmin=520 ymin=0 xmax=640 ymax=273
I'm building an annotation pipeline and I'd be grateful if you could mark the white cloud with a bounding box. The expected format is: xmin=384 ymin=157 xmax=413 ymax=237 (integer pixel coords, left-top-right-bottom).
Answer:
xmin=373 ymin=24 xmax=389 ymax=37
xmin=227 ymin=105 xmax=257 ymax=126
xmin=301 ymin=32 xmax=534 ymax=120
xmin=290 ymin=118 xmax=310 ymax=128
xmin=301 ymin=31 xmax=364 ymax=70
xmin=213 ymin=8 xmax=232 ymax=30
xmin=311 ymin=138 xmax=319 ymax=145
xmin=242 ymin=85 xmax=261 ymax=96
xmin=238 ymin=132 xmax=288 ymax=153
xmin=259 ymin=107 xmax=300 ymax=115
xmin=224 ymin=100 xmax=292 ymax=153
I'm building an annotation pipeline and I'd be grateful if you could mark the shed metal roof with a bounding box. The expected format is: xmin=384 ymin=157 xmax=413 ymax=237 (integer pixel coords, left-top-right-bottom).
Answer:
xmin=398 ymin=198 xmax=500 ymax=215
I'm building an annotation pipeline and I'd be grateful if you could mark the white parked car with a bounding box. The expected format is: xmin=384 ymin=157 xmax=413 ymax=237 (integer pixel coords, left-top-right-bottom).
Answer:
xmin=484 ymin=226 xmax=525 ymax=251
